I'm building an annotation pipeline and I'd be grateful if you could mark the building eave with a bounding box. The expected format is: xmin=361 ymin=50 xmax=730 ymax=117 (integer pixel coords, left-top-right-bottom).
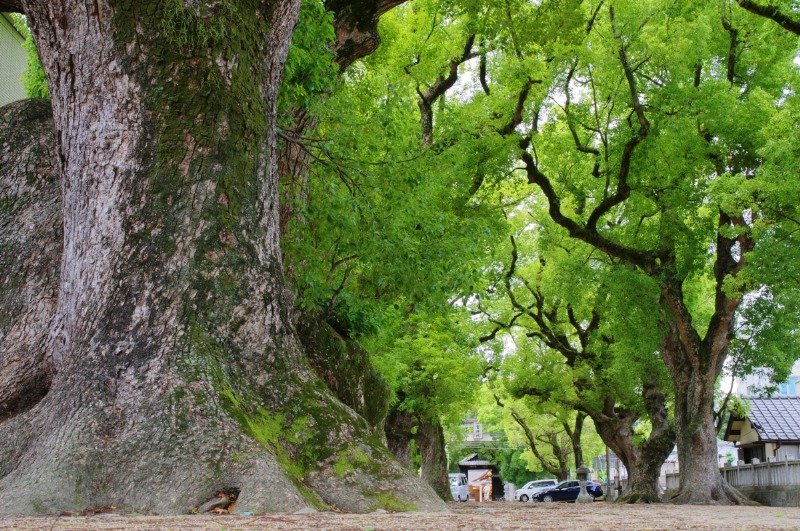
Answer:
xmin=1 ymin=12 xmax=25 ymax=41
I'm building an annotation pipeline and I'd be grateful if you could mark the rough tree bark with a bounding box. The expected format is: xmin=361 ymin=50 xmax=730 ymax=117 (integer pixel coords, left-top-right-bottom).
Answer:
xmin=591 ymin=382 xmax=675 ymax=504
xmin=0 ymin=0 xmax=445 ymax=515
xmin=0 ymin=100 xmax=59 ymax=425
xmin=660 ymin=295 xmax=753 ymax=505
xmin=384 ymin=405 xmax=416 ymax=467
xmin=416 ymin=416 xmax=452 ymax=502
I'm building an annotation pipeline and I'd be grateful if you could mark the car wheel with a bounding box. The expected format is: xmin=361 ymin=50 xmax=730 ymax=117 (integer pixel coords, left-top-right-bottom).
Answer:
xmin=460 ymin=494 xmax=468 ymax=502
xmin=519 ymin=494 xmax=529 ymax=502
xmin=543 ymin=495 xmax=553 ymax=503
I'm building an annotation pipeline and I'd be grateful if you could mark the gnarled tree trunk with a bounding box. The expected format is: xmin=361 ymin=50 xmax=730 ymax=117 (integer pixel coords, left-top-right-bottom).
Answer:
xmin=0 ymin=0 xmax=444 ymax=515
xmin=591 ymin=380 xmax=675 ymax=504
xmin=661 ymin=320 xmax=752 ymax=505
xmin=416 ymin=416 xmax=451 ymax=502
xmin=385 ymin=405 xmax=416 ymax=467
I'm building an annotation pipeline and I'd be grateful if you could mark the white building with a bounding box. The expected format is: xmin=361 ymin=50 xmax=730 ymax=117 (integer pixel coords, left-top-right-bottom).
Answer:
xmin=736 ymin=359 xmax=800 ymax=398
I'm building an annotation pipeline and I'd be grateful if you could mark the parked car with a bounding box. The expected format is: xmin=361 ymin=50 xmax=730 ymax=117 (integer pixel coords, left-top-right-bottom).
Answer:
xmin=514 ymin=479 xmax=558 ymax=502
xmin=531 ymin=480 xmax=604 ymax=502
xmin=449 ymin=473 xmax=469 ymax=502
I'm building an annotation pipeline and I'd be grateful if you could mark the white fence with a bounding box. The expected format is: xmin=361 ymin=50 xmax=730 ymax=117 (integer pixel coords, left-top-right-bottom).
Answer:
xmin=665 ymin=459 xmax=800 ymax=490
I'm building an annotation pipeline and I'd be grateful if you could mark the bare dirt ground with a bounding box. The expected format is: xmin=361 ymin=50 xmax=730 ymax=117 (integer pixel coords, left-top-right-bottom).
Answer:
xmin=1 ymin=501 xmax=799 ymax=530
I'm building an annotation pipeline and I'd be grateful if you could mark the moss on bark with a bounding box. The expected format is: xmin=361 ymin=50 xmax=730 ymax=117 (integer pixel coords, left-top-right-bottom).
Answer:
xmin=296 ymin=314 xmax=389 ymax=429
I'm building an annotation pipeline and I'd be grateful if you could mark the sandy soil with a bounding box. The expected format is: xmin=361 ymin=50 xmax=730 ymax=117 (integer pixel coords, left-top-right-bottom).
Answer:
xmin=1 ymin=501 xmax=799 ymax=530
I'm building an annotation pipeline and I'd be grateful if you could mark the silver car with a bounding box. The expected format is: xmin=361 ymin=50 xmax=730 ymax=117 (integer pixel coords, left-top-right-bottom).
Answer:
xmin=514 ymin=479 xmax=558 ymax=501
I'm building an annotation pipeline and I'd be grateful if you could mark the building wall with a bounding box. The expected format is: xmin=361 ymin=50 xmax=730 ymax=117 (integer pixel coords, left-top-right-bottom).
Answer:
xmin=0 ymin=13 xmax=27 ymax=107
xmin=738 ymin=359 xmax=800 ymax=397
xmin=777 ymin=445 xmax=800 ymax=461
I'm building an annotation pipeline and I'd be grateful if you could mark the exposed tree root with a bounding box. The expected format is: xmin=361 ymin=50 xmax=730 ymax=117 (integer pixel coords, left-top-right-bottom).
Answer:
xmin=0 ymin=99 xmax=447 ymax=516
xmin=668 ymin=481 xmax=758 ymax=506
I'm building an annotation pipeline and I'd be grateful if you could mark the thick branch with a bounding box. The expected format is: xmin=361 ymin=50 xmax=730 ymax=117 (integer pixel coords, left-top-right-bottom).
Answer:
xmin=326 ymin=0 xmax=408 ymax=69
xmin=0 ymin=0 xmax=22 ymax=13
xmin=704 ymin=211 xmax=754 ymax=375
xmin=721 ymin=15 xmax=739 ymax=84
xmin=417 ymin=34 xmax=477 ymax=145
xmin=521 ymin=145 xmax=661 ymax=273
xmin=736 ymin=0 xmax=800 ymax=35
xmin=661 ymin=279 xmax=703 ymax=370
xmin=479 ymin=51 xmax=491 ymax=95
xmin=498 ymin=78 xmax=539 ymax=136
xmin=585 ymin=7 xmax=650 ymax=233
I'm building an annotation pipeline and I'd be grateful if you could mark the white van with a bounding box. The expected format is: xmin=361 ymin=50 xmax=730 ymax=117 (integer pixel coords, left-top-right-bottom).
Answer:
xmin=449 ymin=473 xmax=469 ymax=501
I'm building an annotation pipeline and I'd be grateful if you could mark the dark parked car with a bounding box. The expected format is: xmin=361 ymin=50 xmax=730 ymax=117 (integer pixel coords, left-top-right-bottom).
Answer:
xmin=531 ymin=480 xmax=603 ymax=502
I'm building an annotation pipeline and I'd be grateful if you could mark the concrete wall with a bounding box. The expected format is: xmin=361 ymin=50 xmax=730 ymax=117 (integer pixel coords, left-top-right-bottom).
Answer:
xmin=738 ymin=486 xmax=800 ymax=507
xmin=667 ymin=459 xmax=800 ymax=506
xmin=0 ymin=13 xmax=27 ymax=106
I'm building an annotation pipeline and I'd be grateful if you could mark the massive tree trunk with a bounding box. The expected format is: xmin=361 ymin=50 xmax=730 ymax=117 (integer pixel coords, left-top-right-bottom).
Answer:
xmin=0 ymin=0 xmax=445 ymax=515
xmin=590 ymin=381 xmax=675 ymax=504
xmin=416 ymin=416 xmax=451 ymax=502
xmin=384 ymin=406 xmax=416 ymax=467
xmin=660 ymin=318 xmax=752 ymax=505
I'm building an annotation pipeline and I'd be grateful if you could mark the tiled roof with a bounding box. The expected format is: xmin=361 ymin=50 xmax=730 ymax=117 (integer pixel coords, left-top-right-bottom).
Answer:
xmin=744 ymin=396 xmax=800 ymax=442
xmin=458 ymin=453 xmax=494 ymax=467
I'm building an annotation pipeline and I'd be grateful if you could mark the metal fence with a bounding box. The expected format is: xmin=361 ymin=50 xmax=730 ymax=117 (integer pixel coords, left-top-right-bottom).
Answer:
xmin=665 ymin=458 xmax=800 ymax=490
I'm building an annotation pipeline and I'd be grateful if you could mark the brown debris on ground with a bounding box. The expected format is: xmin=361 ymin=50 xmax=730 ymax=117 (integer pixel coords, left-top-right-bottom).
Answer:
xmin=1 ymin=501 xmax=799 ymax=530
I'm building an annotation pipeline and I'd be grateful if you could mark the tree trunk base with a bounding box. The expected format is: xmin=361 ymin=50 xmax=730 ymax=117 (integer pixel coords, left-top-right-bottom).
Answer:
xmin=0 ymin=358 xmax=448 ymax=515
xmin=668 ymin=481 xmax=758 ymax=506
xmin=0 ymin=99 xmax=447 ymax=516
xmin=615 ymin=489 xmax=662 ymax=504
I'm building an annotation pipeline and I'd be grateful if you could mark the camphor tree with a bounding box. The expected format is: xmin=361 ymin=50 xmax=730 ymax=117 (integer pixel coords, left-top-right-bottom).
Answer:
xmin=476 ymin=382 xmax=604 ymax=482
xmin=508 ymin=0 xmax=799 ymax=503
xmin=279 ymin=0 xmax=511 ymax=499
xmin=475 ymin=223 xmax=675 ymax=502
xmin=0 ymin=0 xmax=453 ymax=515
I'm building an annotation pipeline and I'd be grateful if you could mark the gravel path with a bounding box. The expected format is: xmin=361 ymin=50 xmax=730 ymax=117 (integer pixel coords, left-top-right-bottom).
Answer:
xmin=1 ymin=501 xmax=799 ymax=530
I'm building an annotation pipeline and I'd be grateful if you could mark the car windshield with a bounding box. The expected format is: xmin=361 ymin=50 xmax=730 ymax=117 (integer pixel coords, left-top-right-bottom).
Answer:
xmin=449 ymin=477 xmax=459 ymax=486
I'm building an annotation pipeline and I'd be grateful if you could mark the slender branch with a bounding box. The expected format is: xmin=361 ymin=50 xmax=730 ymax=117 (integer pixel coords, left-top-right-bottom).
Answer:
xmin=503 ymin=0 xmax=524 ymax=59
xmin=563 ymin=63 xmax=601 ymax=156
xmin=586 ymin=0 xmax=606 ymax=34
xmin=479 ymin=50 xmax=491 ymax=95
xmin=508 ymin=406 xmax=562 ymax=476
xmin=520 ymin=11 xmax=661 ymax=274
